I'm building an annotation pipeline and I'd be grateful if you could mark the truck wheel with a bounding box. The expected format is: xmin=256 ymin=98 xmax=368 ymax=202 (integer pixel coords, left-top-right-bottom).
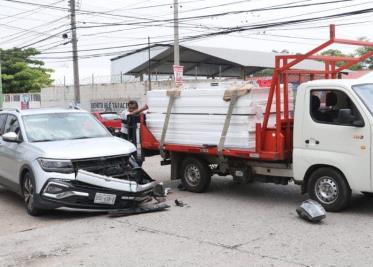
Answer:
xmin=22 ymin=172 xmax=43 ymax=216
xmin=181 ymin=157 xmax=211 ymax=193
xmin=307 ymin=167 xmax=351 ymax=212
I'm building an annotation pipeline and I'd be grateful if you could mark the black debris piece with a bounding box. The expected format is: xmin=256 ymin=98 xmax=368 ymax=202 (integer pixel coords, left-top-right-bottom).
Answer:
xmin=175 ymin=199 xmax=186 ymax=207
xmin=108 ymin=203 xmax=170 ymax=217
xmin=296 ymin=199 xmax=326 ymax=223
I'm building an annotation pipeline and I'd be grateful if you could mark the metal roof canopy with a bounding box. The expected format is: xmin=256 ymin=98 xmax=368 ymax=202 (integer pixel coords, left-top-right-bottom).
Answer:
xmin=110 ymin=44 xmax=324 ymax=78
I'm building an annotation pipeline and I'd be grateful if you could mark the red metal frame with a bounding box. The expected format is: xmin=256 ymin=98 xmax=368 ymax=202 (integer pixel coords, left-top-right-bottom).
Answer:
xmin=141 ymin=25 xmax=373 ymax=162
xmin=258 ymin=24 xmax=373 ymax=161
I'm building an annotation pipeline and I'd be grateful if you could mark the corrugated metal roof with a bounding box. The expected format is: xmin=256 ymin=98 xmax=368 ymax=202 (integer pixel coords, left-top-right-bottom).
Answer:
xmin=111 ymin=44 xmax=324 ymax=77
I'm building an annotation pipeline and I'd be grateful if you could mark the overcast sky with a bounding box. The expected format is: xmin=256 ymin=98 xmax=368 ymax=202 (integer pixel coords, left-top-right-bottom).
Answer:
xmin=1 ymin=0 xmax=373 ymax=84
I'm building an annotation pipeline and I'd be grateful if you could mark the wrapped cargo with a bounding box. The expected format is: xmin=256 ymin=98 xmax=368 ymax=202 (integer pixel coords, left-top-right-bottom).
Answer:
xmin=146 ymin=85 xmax=293 ymax=149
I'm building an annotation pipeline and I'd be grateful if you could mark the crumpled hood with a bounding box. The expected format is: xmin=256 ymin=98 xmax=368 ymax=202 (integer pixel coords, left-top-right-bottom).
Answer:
xmin=29 ymin=136 xmax=136 ymax=159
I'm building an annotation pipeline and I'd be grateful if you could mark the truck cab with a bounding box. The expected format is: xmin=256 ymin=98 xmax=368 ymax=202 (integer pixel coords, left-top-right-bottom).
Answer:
xmin=293 ymin=79 xmax=373 ymax=211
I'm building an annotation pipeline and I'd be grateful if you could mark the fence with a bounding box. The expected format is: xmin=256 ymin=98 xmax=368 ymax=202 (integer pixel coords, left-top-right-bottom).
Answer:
xmin=2 ymin=93 xmax=41 ymax=109
xmin=53 ymin=74 xmax=174 ymax=86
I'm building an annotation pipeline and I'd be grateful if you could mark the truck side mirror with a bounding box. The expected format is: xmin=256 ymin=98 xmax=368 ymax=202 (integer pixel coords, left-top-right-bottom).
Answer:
xmin=337 ymin=109 xmax=364 ymax=127
xmin=337 ymin=109 xmax=354 ymax=124
xmin=352 ymin=120 xmax=364 ymax=127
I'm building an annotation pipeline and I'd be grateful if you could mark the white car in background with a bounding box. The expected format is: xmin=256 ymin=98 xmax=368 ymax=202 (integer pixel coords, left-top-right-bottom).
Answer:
xmin=0 ymin=108 xmax=161 ymax=216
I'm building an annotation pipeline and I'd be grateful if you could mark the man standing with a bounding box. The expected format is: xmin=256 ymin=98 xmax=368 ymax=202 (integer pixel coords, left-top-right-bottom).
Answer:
xmin=120 ymin=100 xmax=148 ymax=140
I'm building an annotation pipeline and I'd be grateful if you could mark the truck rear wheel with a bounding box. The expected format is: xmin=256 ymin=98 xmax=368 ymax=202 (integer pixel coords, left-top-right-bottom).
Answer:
xmin=181 ymin=157 xmax=211 ymax=193
xmin=307 ymin=167 xmax=351 ymax=212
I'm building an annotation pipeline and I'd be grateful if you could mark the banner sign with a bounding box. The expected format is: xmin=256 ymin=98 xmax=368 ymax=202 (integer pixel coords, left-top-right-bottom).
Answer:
xmin=173 ymin=65 xmax=184 ymax=87
xmin=90 ymin=99 xmax=129 ymax=112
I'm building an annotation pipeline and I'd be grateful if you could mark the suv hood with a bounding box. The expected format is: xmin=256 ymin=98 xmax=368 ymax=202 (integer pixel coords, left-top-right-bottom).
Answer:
xmin=29 ymin=136 xmax=136 ymax=159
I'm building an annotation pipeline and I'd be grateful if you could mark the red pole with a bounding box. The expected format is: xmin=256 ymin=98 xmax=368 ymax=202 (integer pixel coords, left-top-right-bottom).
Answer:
xmin=275 ymin=58 xmax=282 ymax=155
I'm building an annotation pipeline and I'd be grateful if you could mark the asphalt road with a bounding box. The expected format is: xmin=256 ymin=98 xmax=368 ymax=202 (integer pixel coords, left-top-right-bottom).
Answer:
xmin=1 ymin=156 xmax=373 ymax=266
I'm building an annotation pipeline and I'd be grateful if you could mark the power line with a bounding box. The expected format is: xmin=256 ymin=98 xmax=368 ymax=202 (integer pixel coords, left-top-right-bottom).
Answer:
xmin=31 ymin=6 xmax=373 ymax=60
xmin=0 ymin=0 xmax=64 ymax=22
xmin=0 ymin=17 xmax=69 ymax=44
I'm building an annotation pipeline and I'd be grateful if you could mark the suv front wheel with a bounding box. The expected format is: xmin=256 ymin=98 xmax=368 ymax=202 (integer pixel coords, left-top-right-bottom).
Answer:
xmin=22 ymin=171 xmax=43 ymax=216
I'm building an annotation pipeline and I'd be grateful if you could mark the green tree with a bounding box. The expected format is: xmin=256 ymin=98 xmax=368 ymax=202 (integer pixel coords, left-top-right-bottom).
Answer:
xmin=0 ymin=48 xmax=53 ymax=93
xmin=354 ymin=37 xmax=373 ymax=69
xmin=320 ymin=48 xmax=363 ymax=70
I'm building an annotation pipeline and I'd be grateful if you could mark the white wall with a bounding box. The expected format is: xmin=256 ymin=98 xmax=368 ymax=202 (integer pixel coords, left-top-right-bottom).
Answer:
xmin=41 ymin=81 xmax=173 ymax=111
xmin=40 ymin=79 xmax=240 ymax=112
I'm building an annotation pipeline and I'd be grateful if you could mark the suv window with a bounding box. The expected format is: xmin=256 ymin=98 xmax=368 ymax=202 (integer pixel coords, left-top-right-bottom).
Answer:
xmin=4 ymin=115 xmax=21 ymax=135
xmin=0 ymin=114 xmax=7 ymax=135
xmin=310 ymin=89 xmax=363 ymax=126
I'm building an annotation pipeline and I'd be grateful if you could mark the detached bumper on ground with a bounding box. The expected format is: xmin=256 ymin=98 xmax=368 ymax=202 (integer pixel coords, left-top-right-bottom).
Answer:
xmin=39 ymin=169 xmax=165 ymax=210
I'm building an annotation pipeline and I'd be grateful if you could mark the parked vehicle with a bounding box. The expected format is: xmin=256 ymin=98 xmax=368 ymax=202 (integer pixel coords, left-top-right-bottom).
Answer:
xmin=139 ymin=25 xmax=373 ymax=212
xmin=92 ymin=111 xmax=121 ymax=136
xmin=0 ymin=108 xmax=163 ymax=216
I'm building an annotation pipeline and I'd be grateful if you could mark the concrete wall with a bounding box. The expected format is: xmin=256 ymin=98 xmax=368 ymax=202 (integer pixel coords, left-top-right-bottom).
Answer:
xmin=41 ymin=80 xmax=174 ymax=111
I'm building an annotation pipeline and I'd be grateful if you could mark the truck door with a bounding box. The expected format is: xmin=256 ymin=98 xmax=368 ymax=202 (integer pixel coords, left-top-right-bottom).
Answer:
xmin=301 ymin=88 xmax=371 ymax=192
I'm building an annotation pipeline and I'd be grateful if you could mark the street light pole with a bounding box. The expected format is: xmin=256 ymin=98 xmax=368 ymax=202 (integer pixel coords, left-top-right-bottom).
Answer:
xmin=69 ymin=0 xmax=80 ymax=105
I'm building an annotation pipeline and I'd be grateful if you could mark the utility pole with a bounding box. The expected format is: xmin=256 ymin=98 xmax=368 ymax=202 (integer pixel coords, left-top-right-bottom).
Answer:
xmin=148 ymin=36 xmax=151 ymax=91
xmin=173 ymin=0 xmax=180 ymax=65
xmin=69 ymin=0 xmax=80 ymax=104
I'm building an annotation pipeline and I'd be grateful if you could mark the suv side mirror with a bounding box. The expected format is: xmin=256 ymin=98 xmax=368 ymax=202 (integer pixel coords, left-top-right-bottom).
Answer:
xmin=2 ymin=132 xmax=21 ymax=143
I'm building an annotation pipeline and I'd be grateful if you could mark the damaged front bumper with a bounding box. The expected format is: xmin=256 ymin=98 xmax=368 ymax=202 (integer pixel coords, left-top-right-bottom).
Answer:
xmin=39 ymin=169 xmax=165 ymax=210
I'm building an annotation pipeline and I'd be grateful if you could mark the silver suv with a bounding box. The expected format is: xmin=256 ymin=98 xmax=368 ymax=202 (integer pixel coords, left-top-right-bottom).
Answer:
xmin=0 ymin=108 xmax=161 ymax=216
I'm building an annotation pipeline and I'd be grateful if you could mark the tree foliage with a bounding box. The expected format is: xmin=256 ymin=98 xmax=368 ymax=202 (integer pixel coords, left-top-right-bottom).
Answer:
xmin=319 ymin=38 xmax=373 ymax=71
xmin=354 ymin=37 xmax=373 ymax=69
xmin=320 ymin=49 xmax=363 ymax=70
xmin=0 ymin=48 xmax=53 ymax=93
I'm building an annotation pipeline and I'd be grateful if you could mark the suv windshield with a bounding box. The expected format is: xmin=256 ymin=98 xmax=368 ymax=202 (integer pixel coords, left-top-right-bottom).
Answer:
xmin=23 ymin=112 xmax=110 ymax=142
xmin=353 ymin=83 xmax=373 ymax=115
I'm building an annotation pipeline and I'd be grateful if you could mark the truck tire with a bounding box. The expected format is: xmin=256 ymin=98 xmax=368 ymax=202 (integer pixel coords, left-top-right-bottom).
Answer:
xmin=181 ymin=157 xmax=211 ymax=193
xmin=307 ymin=167 xmax=351 ymax=212
xmin=21 ymin=171 xmax=43 ymax=216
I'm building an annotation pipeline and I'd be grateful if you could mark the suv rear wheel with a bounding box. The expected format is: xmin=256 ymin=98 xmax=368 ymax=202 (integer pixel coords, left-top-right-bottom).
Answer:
xmin=22 ymin=171 xmax=43 ymax=216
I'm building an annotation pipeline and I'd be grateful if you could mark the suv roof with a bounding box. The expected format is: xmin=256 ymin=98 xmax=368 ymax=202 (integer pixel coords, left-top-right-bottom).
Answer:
xmin=0 ymin=108 xmax=87 ymax=116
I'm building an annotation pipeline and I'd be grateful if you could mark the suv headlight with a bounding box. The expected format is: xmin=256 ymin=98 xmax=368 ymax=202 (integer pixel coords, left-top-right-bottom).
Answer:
xmin=38 ymin=158 xmax=74 ymax=173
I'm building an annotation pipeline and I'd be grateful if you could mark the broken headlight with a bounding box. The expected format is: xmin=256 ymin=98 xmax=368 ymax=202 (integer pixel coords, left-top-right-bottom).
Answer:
xmin=38 ymin=158 xmax=74 ymax=173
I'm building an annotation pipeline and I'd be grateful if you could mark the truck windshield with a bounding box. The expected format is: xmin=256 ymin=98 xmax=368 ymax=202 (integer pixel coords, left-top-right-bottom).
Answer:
xmin=352 ymin=83 xmax=373 ymax=115
xmin=23 ymin=112 xmax=110 ymax=142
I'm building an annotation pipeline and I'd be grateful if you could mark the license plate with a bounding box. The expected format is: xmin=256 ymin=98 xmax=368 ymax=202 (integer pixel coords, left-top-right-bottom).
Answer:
xmin=94 ymin=193 xmax=116 ymax=205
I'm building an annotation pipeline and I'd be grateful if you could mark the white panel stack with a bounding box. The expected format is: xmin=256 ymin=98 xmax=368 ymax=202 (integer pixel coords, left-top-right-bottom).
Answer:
xmin=146 ymin=85 xmax=293 ymax=150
